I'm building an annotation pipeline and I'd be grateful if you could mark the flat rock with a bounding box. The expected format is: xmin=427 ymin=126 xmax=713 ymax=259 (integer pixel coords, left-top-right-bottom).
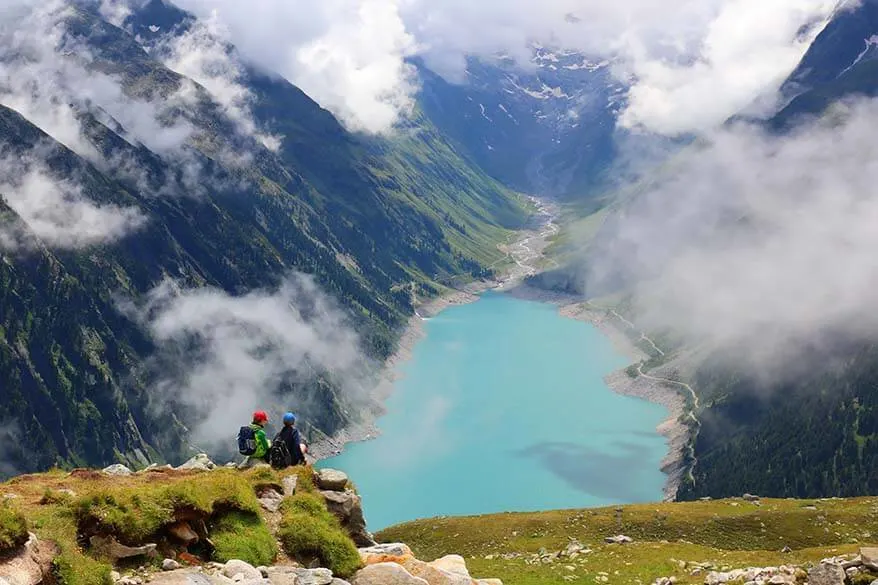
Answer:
xmin=330 ymin=581 xmax=350 ymax=585
xmin=0 ymin=534 xmax=59 ymax=585
xmin=259 ymin=489 xmax=284 ymax=513
xmin=808 ymin=563 xmax=846 ymax=585
xmin=428 ymin=556 xmax=469 ymax=578
xmin=358 ymin=543 xmax=413 ymax=565
xmin=102 ymin=464 xmax=133 ymax=476
xmin=351 ymin=564 xmax=428 ymax=585
xmin=177 ymin=454 xmax=216 ymax=471
xmin=223 ymin=561 xmax=262 ymax=582
xmin=315 ymin=469 xmax=348 ymax=491
xmin=402 ymin=559 xmax=470 ymax=585
xmin=89 ymin=535 xmax=156 ymax=560
xmin=282 ymin=476 xmax=298 ymax=497
xmin=604 ymin=535 xmax=633 ymax=545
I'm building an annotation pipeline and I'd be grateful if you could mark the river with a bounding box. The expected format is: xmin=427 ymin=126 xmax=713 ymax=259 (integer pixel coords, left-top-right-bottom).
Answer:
xmin=322 ymin=291 xmax=669 ymax=531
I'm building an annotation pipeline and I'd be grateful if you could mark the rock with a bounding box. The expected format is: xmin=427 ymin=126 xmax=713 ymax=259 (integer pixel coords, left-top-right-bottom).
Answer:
xmin=167 ymin=521 xmax=199 ymax=546
xmin=111 ymin=572 xmax=122 ymax=583
xmin=475 ymin=581 xmax=503 ymax=585
xmin=402 ymin=559 xmax=470 ymax=585
xmin=282 ymin=475 xmax=299 ymax=497
xmin=742 ymin=493 xmax=760 ymax=502
xmin=428 ymin=556 xmax=469 ymax=578
xmin=119 ymin=578 xmax=140 ymax=585
xmin=291 ymin=569 xmax=332 ymax=585
xmin=358 ymin=543 xmax=413 ymax=565
xmin=222 ymin=561 xmax=262 ymax=582
xmin=256 ymin=568 xmax=269 ymax=579
xmin=603 ymin=535 xmax=633 ymax=545
xmin=781 ymin=546 xmax=792 ymax=553
xmin=315 ymin=469 xmax=348 ymax=492
xmin=862 ymin=547 xmax=878 ymax=570
xmin=330 ymin=581 xmax=350 ymax=585
xmin=258 ymin=489 xmax=284 ymax=514
xmin=177 ymin=454 xmax=216 ymax=471
xmin=351 ymin=564 xmax=428 ymax=585
xmin=225 ymin=463 xmax=238 ymax=469
xmin=0 ymin=534 xmax=59 ymax=585
xmin=808 ymin=563 xmax=846 ymax=585
xmin=163 ymin=560 xmax=183 ymax=572
xmin=102 ymin=464 xmax=133 ymax=476
xmin=89 ymin=535 xmax=157 ymax=560
xmin=321 ymin=490 xmax=375 ymax=547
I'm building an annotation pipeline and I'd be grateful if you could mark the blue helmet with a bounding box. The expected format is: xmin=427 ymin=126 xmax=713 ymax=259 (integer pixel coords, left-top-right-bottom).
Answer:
xmin=283 ymin=412 xmax=296 ymax=425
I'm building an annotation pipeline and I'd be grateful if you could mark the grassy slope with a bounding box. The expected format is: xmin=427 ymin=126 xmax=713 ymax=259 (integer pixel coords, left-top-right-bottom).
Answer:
xmin=379 ymin=497 xmax=878 ymax=585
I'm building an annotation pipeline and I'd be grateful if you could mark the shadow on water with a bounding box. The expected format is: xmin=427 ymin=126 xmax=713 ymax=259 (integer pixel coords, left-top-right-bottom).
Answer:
xmin=517 ymin=441 xmax=654 ymax=501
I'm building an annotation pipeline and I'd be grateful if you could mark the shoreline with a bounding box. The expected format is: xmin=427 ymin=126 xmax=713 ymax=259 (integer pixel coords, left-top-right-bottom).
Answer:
xmin=312 ymin=198 xmax=690 ymax=501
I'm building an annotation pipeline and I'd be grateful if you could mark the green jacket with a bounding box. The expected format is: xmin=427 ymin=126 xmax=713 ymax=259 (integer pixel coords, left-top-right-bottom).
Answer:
xmin=251 ymin=424 xmax=270 ymax=459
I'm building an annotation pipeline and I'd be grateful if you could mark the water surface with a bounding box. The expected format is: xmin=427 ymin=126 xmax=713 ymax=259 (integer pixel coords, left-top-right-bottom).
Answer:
xmin=324 ymin=292 xmax=668 ymax=530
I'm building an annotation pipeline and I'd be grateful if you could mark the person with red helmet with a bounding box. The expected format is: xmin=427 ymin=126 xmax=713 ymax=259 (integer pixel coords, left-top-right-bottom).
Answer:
xmin=249 ymin=410 xmax=271 ymax=462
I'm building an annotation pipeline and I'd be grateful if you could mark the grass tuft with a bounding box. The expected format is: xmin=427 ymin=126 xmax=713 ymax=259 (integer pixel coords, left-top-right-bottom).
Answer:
xmin=211 ymin=511 xmax=277 ymax=567
xmin=0 ymin=503 xmax=28 ymax=555
xmin=278 ymin=493 xmax=361 ymax=578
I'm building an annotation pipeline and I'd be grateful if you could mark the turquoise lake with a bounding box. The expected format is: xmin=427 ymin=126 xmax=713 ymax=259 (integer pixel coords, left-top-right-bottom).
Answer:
xmin=323 ymin=292 xmax=669 ymax=531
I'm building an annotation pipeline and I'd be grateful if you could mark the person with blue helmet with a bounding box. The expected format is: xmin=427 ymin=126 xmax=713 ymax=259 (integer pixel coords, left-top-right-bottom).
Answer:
xmin=269 ymin=411 xmax=307 ymax=468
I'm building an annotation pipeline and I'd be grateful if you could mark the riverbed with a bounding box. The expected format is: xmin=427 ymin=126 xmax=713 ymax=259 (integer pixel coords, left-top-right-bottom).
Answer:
xmin=322 ymin=291 xmax=669 ymax=531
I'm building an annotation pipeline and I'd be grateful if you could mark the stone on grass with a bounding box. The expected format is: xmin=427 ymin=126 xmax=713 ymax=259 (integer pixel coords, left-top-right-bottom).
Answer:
xmin=604 ymin=535 xmax=633 ymax=545
xmin=102 ymin=464 xmax=133 ymax=476
xmin=475 ymin=581 xmax=503 ymax=585
xmin=282 ymin=475 xmax=298 ymax=497
xmin=351 ymin=564 xmax=428 ymax=585
xmin=162 ymin=560 xmax=182 ymax=571
xmin=222 ymin=561 xmax=262 ymax=582
xmin=258 ymin=489 xmax=284 ymax=513
xmin=177 ymin=454 xmax=216 ymax=471
xmin=315 ymin=469 xmax=348 ymax=492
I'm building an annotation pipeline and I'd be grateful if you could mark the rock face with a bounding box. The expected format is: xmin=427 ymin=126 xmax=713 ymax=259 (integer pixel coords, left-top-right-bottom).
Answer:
xmin=351 ymin=563 xmax=429 ymax=585
xmin=320 ymin=490 xmax=375 ymax=547
xmin=808 ymin=563 xmax=846 ymax=585
xmin=315 ymin=469 xmax=348 ymax=492
xmin=177 ymin=454 xmax=216 ymax=471
xmin=90 ymin=535 xmax=157 ymax=560
xmin=0 ymin=534 xmax=58 ymax=585
xmin=102 ymin=464 xmax=134 ymax=476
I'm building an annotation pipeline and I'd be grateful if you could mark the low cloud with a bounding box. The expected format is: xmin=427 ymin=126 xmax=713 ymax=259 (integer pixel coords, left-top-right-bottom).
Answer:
xmin=0 ymin=155 xmax=145 ymax=250
xmin=118 ymin=274 xmax=371 ymax=450
xmin=588 ymin=98 xmax=878 ymax=369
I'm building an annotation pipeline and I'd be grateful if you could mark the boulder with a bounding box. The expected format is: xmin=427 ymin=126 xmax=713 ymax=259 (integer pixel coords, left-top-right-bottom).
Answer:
xmin=862 ymin=547 xmax=878 ymax=570
xmin=358 ymin=544 xmax=413 ymax=565
xmin=402 ymin=559 xmax=470 ymax=585
xmin=177 ymin=454 xmax=216 ymax=471
xmin=321 ymin=490 xmax=375 ymax=547
xmin=282 ymin=475 xmax=299 ymax=497
xmin=0 ymin=534 xmax=58 ymax=585
xmin=258 ymin=489 xmax=284 ymax=514
xmin=291 ymin=569 xmax=332 ymax=585
xmin=167 ymin=521 xmax=199 ymax=546
xmin=808 ymin=563 xmax=846 ymax=585
xmin=428 ymin=556 xmax=469 ymax=578
xmin=163 ymin=560 xmax=182 ymax=571
xmin=315 ymin=469 xmax=348 ymax=492
xmin=742 ymin=493 xmax=760 ymax=502
xmin=89 ymin=535 xmax=157 ymax=560
xmin=102 ymin=464 xmax=133 ymax=476
xmin=351 ymin=564 xmax=428 ymax=585
xmin=263 ymin=567 xmax=299 ymax=585
xmin=222 ymin=561 xmax=262 ymax=582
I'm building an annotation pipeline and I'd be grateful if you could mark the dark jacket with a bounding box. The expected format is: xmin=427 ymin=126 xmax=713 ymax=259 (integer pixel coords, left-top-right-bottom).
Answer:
xmin=276 ymin=425 xmax=306 ymax=465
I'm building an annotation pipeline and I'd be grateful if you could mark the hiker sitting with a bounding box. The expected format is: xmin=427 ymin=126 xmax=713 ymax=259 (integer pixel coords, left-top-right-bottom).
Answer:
xmin=237 ymin=411 xmax=271 ymax=467
xmin=269 ymin=412 xmax=308 ymax=469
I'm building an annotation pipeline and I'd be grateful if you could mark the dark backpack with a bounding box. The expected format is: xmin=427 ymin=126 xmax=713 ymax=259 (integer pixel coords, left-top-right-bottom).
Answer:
xmin=237 ymin=426 xmax=257 ymax=456
xmin=269 ymin=434 xmax=292 ymax=469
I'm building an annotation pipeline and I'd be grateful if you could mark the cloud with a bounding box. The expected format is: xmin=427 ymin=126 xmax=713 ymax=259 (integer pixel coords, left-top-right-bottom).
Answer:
xmin=118 ymin=274 xmax=371 ymax=450
xmin=153 ymin=14 xmax=282 ymax=150
xmin=171 ymin=0 xmax=418 ymax=134
xmin=0 ymin=155 xmax=146 ymax=250
xmin=0 ymin=422 xmax=22 ymax=480
xmin=587 ymin=98 xmax=878 ymax=368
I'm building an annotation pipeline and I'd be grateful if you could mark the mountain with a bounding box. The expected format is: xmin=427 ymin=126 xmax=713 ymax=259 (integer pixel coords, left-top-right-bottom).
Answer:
xmin=0 ymin=0 xmax=527 ymax=474
xmin=416 ymin=48 xmax=627 ymax=198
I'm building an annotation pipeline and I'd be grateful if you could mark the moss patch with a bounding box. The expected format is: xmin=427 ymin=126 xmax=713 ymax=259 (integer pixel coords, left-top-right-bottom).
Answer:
xmin=0 ymin=503 xmax=28 ymax=555
xmin=278 ymin=493 xmax=361 ymax=578
xmin=211 ymin=511 xmax=277 ymax=567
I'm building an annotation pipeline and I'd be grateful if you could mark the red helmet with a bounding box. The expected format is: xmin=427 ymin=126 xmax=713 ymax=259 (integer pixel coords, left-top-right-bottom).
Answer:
xmin=252 ymin=411 xmax=268 ymax=424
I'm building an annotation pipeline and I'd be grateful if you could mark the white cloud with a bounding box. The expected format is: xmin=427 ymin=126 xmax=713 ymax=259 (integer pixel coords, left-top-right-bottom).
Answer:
xmin=0 ymin=156 xmax=146 ymax=250
xmin=588 ymin=98 xmax=878 ymax=368
xmin=118 ymin=274 xmax=370 ymax=449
